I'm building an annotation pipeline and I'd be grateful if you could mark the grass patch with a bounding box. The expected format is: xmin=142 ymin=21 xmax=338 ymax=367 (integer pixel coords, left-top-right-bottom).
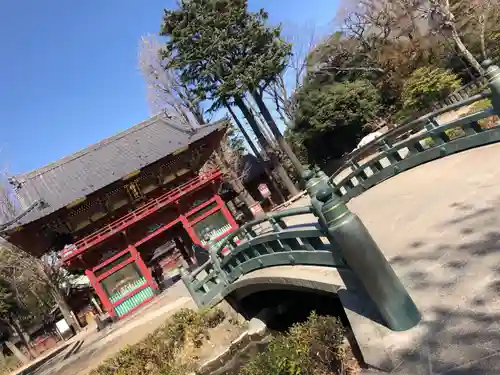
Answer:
xmin=419 ymin=126 xmax=465 ymax=149
xmin=461 ymin=98 xmax=499 ymax=129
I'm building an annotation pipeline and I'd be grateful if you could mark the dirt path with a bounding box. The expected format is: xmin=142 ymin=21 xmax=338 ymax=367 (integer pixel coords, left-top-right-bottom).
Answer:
xmin=19 ymin=283 xmax=195 ymax=375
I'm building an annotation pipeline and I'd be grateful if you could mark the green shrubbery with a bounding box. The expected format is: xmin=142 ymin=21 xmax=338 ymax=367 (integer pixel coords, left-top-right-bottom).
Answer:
xmin=91 ymin=309 xmax=358 ymax=375
xmin=291 ymin=79 xmax=383 ymax=166
xmin=90 ymin=308 xmax=226 ymax=375
xmin=91 ymin=308 xmax=353 ymax=375
xmin=241 ymin=312 xmax=349 ymax=375
xmin=397 ymin=67 xmax=461 ymax=120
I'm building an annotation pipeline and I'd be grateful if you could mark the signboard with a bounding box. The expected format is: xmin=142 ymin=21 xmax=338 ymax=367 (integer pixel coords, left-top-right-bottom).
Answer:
xmin=249 ymin=202 xmax=264 ymax=217
xmin=258 ymin=183 xmax=271 ymax=199
xmin=55 ymin=318 xmax=74 ymax=340
xmin=56 ymin=318 xmax=70 ymax=334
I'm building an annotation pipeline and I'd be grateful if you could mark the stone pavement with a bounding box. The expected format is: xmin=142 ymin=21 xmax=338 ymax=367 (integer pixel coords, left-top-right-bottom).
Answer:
xmin=292 ymin=143 xmax=500 ymax=374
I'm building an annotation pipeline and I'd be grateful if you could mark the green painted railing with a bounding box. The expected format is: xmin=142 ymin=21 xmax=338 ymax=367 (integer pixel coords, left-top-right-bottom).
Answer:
xmin=180 ymin=206 xmax=341 ymax=308
xmin=114 ymin=286 xmax=155 ymax=317
xmin=330 ymin=92 xmax=497 ymax=202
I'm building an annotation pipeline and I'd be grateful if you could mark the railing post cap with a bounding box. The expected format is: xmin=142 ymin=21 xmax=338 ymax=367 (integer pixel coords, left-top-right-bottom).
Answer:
xmin=317 ymin=170 xmax=328 ymax=179
xmin=302 ymin=169 xmax=314 ymax=181
xmin=316 ymin=187 xmax=333 ymax=203
xmin=482 ymin=59 xmax=494 ymax=70
xmin=482 ymin=59 xmax=500 ymax=80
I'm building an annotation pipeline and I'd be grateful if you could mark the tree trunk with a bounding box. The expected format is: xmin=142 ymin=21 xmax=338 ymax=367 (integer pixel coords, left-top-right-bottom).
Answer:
xmin=234 ymin=97 xmax=299 ymax=197
xmin=213 ymin=151 xmax=259 ymax=210
xmin=244 ymin=96 xmax=277 ymax=147
xmin=226 ymin=102 xmax=286 ymax=201
xmin=34 ymin=261 xmax=81 ymax=333
xmin=480 ymin=16 xmax=487 ymax=60
xmin=49 ymin=286 xmax=81 ymax=333
xmin=0 ymin=343 xmax=5 ymax=363
xmin=226 ymin=104 xmax=268 ymax=162
xmin=251 ymin=91 xmax=306 ymax=177
xmin=451 ymin=27 xmax=484 ymax=75
xmin=4 ymin=340 xmax=29 ymax=365
xmin=0 ymin=238 xmax=81 ymax=334
xmin=8 ymin=317 xmax=37 ymax=360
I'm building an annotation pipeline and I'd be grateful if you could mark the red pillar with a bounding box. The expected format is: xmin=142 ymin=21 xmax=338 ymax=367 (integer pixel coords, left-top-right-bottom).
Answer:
xmin=130 ymin=245 xmax=158 ymax=291
xmin=180 ymin=214 xmax=199 ymax=245
xmin=214 ymin=194 xmax=238 ymax=231
xmin=85 ymin=269 xmax=113 ymax=316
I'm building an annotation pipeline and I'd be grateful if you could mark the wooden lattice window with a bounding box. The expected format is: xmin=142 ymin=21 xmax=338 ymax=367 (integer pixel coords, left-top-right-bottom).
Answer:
xmin=125 ymin=180 xmax=143 ymax=202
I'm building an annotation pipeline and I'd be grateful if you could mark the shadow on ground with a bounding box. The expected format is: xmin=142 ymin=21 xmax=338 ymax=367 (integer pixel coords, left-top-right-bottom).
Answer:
xmin=386 ymin=197 xmax=500 ymax=374
xmin=19 ymin=340 xmax=81 ymax=375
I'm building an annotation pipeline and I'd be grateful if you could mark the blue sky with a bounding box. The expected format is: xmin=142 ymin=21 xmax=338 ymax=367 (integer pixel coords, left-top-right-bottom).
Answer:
xmin=0 ymin=0 xmax=339 ymax=175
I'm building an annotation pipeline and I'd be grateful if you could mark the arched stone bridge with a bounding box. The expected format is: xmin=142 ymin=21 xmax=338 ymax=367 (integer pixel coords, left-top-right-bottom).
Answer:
xmin=181 ymin=62 xmax=500 ymax=374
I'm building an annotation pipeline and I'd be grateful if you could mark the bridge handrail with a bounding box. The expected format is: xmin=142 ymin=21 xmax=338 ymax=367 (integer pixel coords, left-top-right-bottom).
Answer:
xmin=331 ymin=90 xmax=491 ymax=181
xmin=212 ymin=206 xmax=314 ymax=255
xmin=181 ymin=61 xmax=500 ymax=333
xmin=331 ymin=102 xmax=498 ymax=201
xmin=335 ymin=107 xmax=494 ymax=185
xmin=218 ymin=227 xmax=328 ymax=269
xmin=182 ymin=206 xmax=315 ymax=282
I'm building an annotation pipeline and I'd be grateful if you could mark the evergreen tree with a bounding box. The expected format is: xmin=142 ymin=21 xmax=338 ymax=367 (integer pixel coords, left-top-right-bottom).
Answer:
xmin=160 ymin=0 xmax=301 ymax=195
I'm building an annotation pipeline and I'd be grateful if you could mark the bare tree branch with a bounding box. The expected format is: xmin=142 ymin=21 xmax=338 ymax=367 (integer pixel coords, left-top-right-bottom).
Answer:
xmin=419 ymin=0 xmax=484 ymax=74
xmin=312 ymin=64 xmax=385 ymax=74
xmin=265 ymin=23 xmax=319 ymax=125
xmin=138 ymin=35 xmax=207 ymax=127
xmin=0 ymin=181 xmax=81 ymax=333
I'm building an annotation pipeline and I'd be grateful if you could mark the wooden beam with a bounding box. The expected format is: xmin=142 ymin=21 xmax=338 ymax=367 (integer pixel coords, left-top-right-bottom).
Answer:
xmin=66 ymin=197 xmax=87 ymax=209
xmin=122 ymin=170 xmax=141 ymax=181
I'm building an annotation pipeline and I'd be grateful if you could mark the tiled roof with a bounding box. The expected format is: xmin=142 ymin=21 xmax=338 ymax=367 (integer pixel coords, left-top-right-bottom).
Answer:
xmin=11 ymin=114 xmax=226 ymax=225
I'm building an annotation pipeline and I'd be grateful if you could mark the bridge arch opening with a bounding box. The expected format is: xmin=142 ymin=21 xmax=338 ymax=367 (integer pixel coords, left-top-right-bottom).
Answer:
xmin=227 ymin=287 xmax=350 ymax=333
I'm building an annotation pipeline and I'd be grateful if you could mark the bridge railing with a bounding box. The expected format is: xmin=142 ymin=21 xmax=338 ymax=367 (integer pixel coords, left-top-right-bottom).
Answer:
xmin=330 ymin=60 xmax=500 ymax=202
xmin=434 ymin=76 xmax=488 ymax=110
xmin=179 ymin=206 xmax=339 ymax=307
xmin=331 ymin=93 xmax=497 ymax=201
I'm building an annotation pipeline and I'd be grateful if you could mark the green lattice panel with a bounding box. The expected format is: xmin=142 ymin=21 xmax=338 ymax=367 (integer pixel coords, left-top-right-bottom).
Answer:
xmin=114 ymin=286 xmax=155 ymax=317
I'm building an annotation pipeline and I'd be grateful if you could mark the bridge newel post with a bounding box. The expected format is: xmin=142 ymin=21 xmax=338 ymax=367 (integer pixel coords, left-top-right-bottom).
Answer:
xmin=179 ymin=265 xmax=202 ymax=306
xmin=302 ymin=169 xmax=332 ymax=228
xmin=483 ymin=59 xmax=500 ymax=114
xmin=316 ymin=187 xmax=421 ymax=332
xmin=207 ymin=242 xmax=228 ymax=286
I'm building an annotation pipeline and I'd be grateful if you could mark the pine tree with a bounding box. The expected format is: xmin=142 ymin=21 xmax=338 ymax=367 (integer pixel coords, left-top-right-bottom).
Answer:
xmin=160 ymin=0 xmax=302 ymax=195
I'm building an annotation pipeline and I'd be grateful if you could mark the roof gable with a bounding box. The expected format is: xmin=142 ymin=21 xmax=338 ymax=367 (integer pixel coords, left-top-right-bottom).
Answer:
xmin=11 ymin=114 xmax=226 ymax=225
